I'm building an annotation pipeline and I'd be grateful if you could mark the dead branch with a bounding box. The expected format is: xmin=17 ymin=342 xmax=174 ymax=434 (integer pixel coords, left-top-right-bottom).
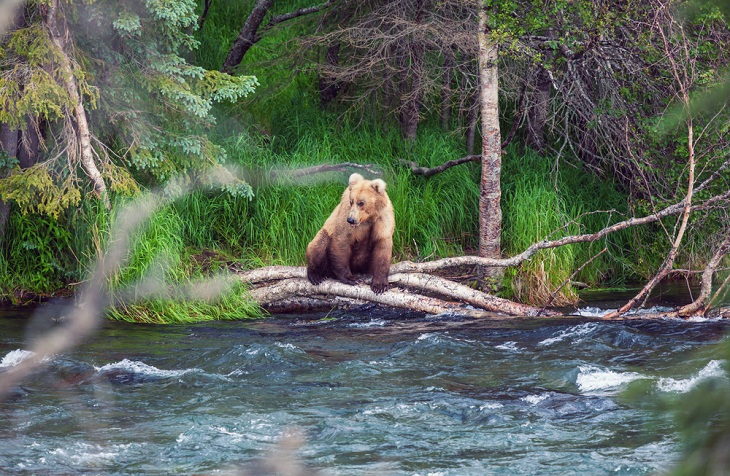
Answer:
xmin=399 ymin=155 xmax=479 ymax=177
xmin=538 ymin=247 xmax=607 ymax=316
xmin=269 ymin=162 xmax=382 ymax=181
xmin=268 ymin=0 xmax=334 ymax=26
xmin=678 ymin=230 xmax=730 ymax=317
xmin=605 ymin=6 xmax=708 ymax=319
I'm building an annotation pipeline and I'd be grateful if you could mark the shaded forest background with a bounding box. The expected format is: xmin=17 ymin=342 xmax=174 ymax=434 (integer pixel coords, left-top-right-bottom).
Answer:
xmin=0 ymin=0 xmax=729 ymax=321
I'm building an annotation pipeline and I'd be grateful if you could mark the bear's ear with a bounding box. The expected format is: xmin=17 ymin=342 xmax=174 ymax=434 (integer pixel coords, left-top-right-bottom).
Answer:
xmin=371 ymin=179 xmax=387 ymax=194
xmin=349 ymin=173 xmax=364 ymax=186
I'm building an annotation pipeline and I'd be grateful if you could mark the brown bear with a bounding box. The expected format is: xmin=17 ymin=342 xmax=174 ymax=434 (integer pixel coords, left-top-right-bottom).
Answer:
xmin=306 ymin=173 xmax=395 ymax=294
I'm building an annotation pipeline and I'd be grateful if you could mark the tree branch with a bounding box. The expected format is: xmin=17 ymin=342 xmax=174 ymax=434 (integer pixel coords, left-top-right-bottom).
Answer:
xmin=221 ymin=0 xmax=334 ymax=73
xmin=267 ymin=0 xmax=334 ymax=26
xmin=678 ymin=230 xmax=730 ymax=317
xmin=269 ymin=162 xmax=382 ymax=181
xmin=399 ymin=155 xmax=480 ymax=177
xmin=221 ymin=0 xmax=274 ymax=74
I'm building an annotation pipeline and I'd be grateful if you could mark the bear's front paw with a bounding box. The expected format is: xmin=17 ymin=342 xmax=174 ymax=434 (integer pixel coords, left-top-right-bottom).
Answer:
xmin=371 ymin=281 xmax=389 ymax=294
xmin=307 ymin=273 xmax=325 ymax=285
xmin=340 ymin=276 xmax=359 ymax=286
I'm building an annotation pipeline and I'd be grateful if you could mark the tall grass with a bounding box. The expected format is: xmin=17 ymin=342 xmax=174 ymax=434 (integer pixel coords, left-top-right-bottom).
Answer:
xmin=0 ymin=198 xmax=111 ymax=301
xmin=180 ymin=104 xmax=481 ymax=268
xmin=502 ymin=148 xmax=637 ymax=304
xmin=102 ymin=199 xmax=262 ymax=324
xmin=503 ymin=171 xmax=581 ymax=305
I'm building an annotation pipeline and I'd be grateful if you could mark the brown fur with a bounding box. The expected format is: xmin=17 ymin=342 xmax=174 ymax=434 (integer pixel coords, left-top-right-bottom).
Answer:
xmin=306 ymin=173 xmax=395 ymax=293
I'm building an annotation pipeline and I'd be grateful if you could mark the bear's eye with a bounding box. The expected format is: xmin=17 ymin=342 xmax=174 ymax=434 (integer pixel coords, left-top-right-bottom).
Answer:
xmin=350 ymin=199 xmax=354 ymax=206
xmin=357 ymin=201 xmax=365 ymax=207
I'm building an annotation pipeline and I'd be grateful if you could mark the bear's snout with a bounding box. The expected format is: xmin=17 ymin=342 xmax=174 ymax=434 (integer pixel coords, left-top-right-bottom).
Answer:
xmin=347 ymin=216 xmax=357 ymax=225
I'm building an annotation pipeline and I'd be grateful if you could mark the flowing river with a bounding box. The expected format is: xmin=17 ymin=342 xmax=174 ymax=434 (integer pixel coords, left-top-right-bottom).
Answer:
xmin=1 ymin=298 xmax=728 ymax=475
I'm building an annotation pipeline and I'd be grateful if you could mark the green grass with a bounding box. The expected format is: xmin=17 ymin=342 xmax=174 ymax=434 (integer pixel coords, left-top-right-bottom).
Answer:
xmin=106 ymin=280 xmax=260 ymax=324
xmin=501 ymin=148 xmax=638 ymax=304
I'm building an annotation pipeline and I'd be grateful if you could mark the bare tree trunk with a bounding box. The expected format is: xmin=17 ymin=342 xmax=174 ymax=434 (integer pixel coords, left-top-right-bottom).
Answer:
xmin=0 ymin=124 xmax=19 ymax=242
xmin=221 ymin=0 xmax=273 ymax=74
xmin=477 ymin=7 xmax=502 ymax=278
xmin=0 ymin=0 xmax=27 ymax=241
xmin=398 ymin=0 xmax=425 ymax=140
xmin=440 ymin=48 xmax=454 ymax=130
xmin=0 ymin=126 xmax=18 ymax=163
xmin=319 ymin=42 xmax=341 ymax=105
xmin=45 ymin=0 xmax=109 ymax=209
xmin=526 ymin=64 xmax=551 ymax=151
xmin=526 ymin=29 xmax=554 ymax=151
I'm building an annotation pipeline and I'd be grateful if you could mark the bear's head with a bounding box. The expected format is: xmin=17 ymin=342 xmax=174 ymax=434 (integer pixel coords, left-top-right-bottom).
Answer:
xmin=346 ymin=173 xmax=388 ymax=227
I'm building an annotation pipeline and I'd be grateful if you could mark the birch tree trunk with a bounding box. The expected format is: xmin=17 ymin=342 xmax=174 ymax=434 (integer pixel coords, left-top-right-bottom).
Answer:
xmin=477 ymin=6 xmax=502 ymax=280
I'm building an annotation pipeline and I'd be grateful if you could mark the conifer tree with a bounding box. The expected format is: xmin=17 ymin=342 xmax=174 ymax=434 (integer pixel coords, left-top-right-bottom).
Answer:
xmin=0 ymin=0 xmax=258 ymax=221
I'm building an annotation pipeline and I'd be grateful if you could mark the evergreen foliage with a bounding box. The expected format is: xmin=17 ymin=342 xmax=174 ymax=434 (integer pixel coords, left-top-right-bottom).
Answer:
xmin=0 ymin=24 xmax=70 ymax=128
xmin=0 ymin=0 xmax=258 ymax=218
xmin=78 ymin=0 xmax=258 ymax=190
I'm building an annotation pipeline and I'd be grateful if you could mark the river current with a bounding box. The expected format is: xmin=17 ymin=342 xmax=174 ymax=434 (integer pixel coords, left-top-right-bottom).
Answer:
xmin=1 ymin=302 xmax=728 ymax=475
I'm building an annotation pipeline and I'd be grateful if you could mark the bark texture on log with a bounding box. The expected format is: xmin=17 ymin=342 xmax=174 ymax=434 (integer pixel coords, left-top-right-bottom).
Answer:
xmin=240 ymin=263 xmax=729 ymax=320
xmin=240 ymin=264 xmax=558 ymax=318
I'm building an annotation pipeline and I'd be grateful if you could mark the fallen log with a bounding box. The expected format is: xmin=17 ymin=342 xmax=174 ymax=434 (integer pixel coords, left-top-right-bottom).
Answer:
xmin=238 ymin=260 xmax=729 ymax=320
xmin=239 ymin=265 xmax=560 ymax=317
